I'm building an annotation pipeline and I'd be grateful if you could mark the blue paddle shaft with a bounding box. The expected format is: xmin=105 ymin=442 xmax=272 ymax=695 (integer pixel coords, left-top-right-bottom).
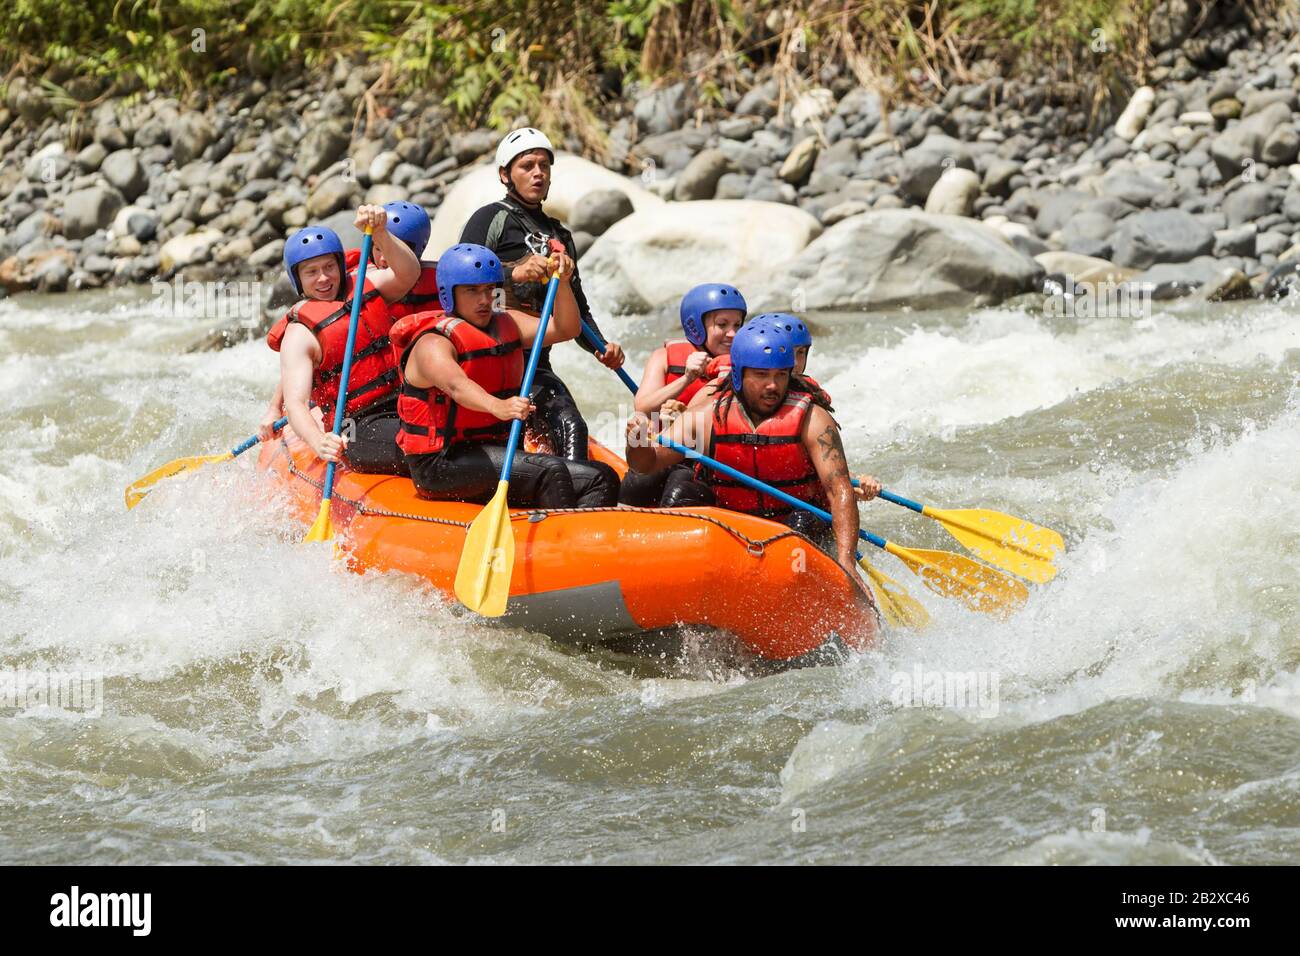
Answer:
xmin=321 ymin=231 xmax=374 ymax=504
xmin=498 ymin=271 xmax=561 ymax=481
xmin=231 ymin=417 xmax=289 ymax=456
xmin=655 ymin=435 xmax=888 ymax=551
xmin=580 ymin=321 xmax=639 ymax=393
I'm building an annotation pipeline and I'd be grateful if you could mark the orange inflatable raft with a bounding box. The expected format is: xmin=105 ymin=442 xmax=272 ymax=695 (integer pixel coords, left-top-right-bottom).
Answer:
xmin=256 ymin=432 xmax=879 ymax=662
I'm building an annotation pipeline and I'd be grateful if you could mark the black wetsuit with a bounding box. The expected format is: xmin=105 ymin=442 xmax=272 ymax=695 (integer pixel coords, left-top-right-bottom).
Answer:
xmin=406 ymin=443 xmax=618 ymax=510
xmin=341 ymin=395 xmax=408 ymax=476
xmin=459 ymin=194 xmax=611 ymax=461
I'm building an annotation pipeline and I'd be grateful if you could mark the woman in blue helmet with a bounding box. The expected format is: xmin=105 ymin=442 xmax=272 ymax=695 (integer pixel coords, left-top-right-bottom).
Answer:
xmin=261 ymin=204 xmax=420 ymax=474
xmin=625 ymin=316 xmax=880 ymax=581
xmin=391 ymin=242 xmax=619 ymax=509
xmin=619 ymin=283 xmax=747 ymax=507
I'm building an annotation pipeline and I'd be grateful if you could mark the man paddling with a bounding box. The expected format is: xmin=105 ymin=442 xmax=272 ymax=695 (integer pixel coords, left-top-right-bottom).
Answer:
xmin=263 ymin=205 xmax=420 ymax=474
xmin=625 ymin=315 xmax=880 ymax=580
xmin=391 ymin=243 xmax=619 ymax=509
xmin=458 ymin=127 xmax=625 ymax=461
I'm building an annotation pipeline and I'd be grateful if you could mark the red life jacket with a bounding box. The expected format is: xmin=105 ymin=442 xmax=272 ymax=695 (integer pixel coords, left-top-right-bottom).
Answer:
xmin=391 ymin=310 xmax=524 ymax=455
xmin=704 ymin=391 xmax=826 ymax=516
xmin=343 ymin=249 xmax=439 ymax=320
xmin=266 ymin=271 xmax=396 ymax=421
xmin=389 ymin=262 xmax=440 ymax=320
xmin=664 ymin=339 xmax=716 ymax=405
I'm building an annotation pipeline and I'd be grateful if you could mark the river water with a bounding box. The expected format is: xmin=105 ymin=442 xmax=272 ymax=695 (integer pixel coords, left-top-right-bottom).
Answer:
xmin=1 ymin=285 xmax=1297 ymax=864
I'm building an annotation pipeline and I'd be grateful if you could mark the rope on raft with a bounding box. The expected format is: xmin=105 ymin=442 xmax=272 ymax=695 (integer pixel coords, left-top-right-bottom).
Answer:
xmin=285 ymin=460 xmax=800 ymax=556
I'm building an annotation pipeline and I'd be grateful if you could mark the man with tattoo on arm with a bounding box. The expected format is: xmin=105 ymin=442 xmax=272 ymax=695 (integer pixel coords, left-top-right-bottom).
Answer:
xmin=624 ymin=314 xmax=879 ymax=581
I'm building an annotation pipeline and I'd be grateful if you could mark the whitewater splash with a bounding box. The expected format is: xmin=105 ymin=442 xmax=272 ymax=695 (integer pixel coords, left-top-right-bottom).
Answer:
xmin=1 ymin=288 xmax=1297 ymax=863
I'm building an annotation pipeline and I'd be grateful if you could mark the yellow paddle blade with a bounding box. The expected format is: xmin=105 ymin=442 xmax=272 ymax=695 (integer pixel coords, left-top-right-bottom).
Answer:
xmin=303 ymin=499 xmax=334 ymax=543
xmin=859 ymin=557 xmax=931 ymax=630
xmin=454 ymin=481 xmax=515 ymax=617
xmin=884 ymin=542 xmax=1029 ymax=619
xmin=124 ymin=452 xmax=234 ymax=509
xmin=925 ymin=506 xmax=1064 ymax=584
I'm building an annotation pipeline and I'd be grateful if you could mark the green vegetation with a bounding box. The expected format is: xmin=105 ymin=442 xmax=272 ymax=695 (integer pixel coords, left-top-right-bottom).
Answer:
xmin=0 ymin=1 xmax=1268 ymax=138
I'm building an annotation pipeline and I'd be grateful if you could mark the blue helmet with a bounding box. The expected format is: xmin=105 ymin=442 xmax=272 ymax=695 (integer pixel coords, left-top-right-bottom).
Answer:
xmin=382 ymin=201 xmax=431 ymax=258
xmin=284 ymin=226 xmax=345 ymax=296
xmin=752 ymin=311 xmax=810 ymax=348
xmin=729 ymin=317 xmax=796 ymax=392
xmin=436 ymin=243 xmax=503 ymax=313
xmin=679 ymin=283 xmax=747 ymax=347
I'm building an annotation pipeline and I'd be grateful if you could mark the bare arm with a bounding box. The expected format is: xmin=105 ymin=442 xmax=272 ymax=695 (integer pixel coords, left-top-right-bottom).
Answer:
xmin=406 ymin=333 xmax=533 ymax=422
xmin=635 ymin=348 xmax=709 ymax=413
xmin=259 ymin=379 xmax=285 ymax=441
xmin=803 ymin=406 xmax=859 ymax=575
xmin=509 ymin=265 xmax=580 ymax=348
xmin=625 ymin=406 xmax=712 ymax=474
xmin=280 ymin=323 xmax=344 ymax=461
xmin=357 ymin=205 xmax=421 ymax=304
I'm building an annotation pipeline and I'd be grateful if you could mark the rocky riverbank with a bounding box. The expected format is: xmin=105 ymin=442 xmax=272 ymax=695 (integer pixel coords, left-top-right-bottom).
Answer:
xmin=2 ymin=0 xmax=1299 ymax=336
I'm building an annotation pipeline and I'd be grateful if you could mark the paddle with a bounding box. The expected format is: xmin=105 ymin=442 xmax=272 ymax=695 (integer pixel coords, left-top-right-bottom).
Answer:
xmin=304 ymin=227 xmax=374 ymax=544
xmin=872 ymin=487 xmax=1063 ymax=584
xmin=580 ymin=320 xmax=639 ymax=393
xmin=857 ymin=557 xmax=931 ymax=629
xmin=655 ymin=436 xmax=1029 ymax=618
xmin=125 ymin=419 xmax=286 ymax=509
xmin=453 ymin=261 xmax=564 ymax=617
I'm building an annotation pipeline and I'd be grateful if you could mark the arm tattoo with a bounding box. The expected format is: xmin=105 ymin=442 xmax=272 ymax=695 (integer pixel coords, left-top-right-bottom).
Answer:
xmin=816 ymin=424 xmax=851 ymax=481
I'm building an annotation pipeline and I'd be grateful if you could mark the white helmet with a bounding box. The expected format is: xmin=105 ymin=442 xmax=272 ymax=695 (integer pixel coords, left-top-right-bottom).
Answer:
xmin=496 ymin=127 xmax=555 ymax=171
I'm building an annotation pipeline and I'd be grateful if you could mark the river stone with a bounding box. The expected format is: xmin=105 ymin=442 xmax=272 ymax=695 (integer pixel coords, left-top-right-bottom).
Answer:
xmin=159 ymin=228 xmax=225 ymax=272
xmin=1210 ymin=102 xmax=1292 ymax=178
xmin=1034 ymin=251 xmax=1139 ymax=285
xmin=100 ymin=150 xmax=147 ymax=201
xmin=1262 ymin=124 xmax=1300 ymax=167
xmin=1214 ymin=224 xmax=1257 ymax=256
xmin=924 ymin=167 xmax=980 ymax=217
xmin=1112 ymin=208 xmax=1214 ymax=267
xmin=306 ymin=176 xmax=359 ymax=218
xmin=368 ymin=150 xmax=402 ymax=185
xmin=675 ymin=149 xmax=733 ymax=200
xmin=751 ymin=209 xmax=1042 ymax=312
xmin=1130 ymin=257 xmax=1242 ymax=299
xmin=1223 ymin=184 xmax=1281 ymax=227
xmin=171 ymin=114 xmax=216 ymax=167
xmin=294 ymin=120 xmax=349 ymax=179
xmin=1115 ymin=87 xmax=1155 ymax=141
xmin=582 ymin=200 xmax=821 ymax=314
xmin=569 ymin=189 xmax=634 ymax=236
xmin=779 ymin=137 xmax=819 ymax=186
xmin=61 ymin=186 xmax=125 ymax=239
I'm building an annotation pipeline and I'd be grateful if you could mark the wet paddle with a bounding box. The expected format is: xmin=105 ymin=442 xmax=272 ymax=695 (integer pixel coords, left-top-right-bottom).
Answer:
xmin=871 ymin=487 xmax=1063 ymax=584
xmin=656 ymin=436 xmax=1029 ymax=618
xmin=304 ymin=226 xmax=374 ymax=544
xmin=454 ymin=261 xmax=563 ymax=617
xmin=125 ymin=419 xmax=286 ymax=509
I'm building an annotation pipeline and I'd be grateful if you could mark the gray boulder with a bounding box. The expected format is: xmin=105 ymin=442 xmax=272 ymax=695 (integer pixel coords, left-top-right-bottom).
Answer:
xmin=754 ymin=209 xmax=1042 ymax=312
xmin=1210 ymin=102 xmax=1292 ymax=179
xmin=569 ymin=189 xmax=634 ymax=236
xmin=674 ymin=149 xmax=733 ymax=201
xmin=1223 ymin=184 xmax=1281 ymax=227
xmin=295 ymin=121 xmax=350 ymax=179
xmin=61 ymin=186 xmax=125 ymax=239
xmin=171 ymin=114 xmax=216 ymax=167
xmin=634 ymin=82 xmax=689 ymax=136
xmin=1131 ymin=257 xmax=1243 ymax=299
xmin=1112 ymin=208 xmax=1214 ymax=268
xmin=100 ymin=150 xmax=147 ymax=201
